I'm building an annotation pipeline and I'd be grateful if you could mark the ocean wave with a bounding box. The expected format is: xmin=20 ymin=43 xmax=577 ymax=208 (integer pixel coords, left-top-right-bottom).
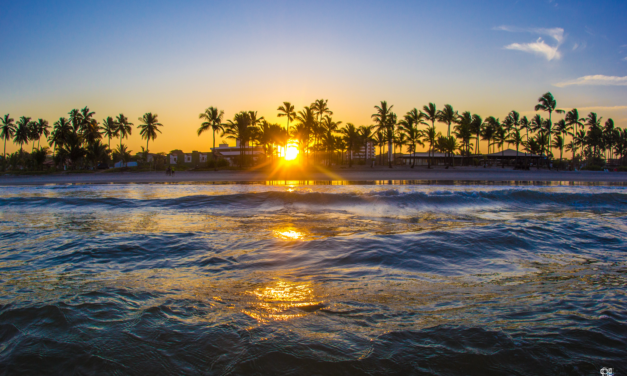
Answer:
xmin=1 ymin=189 xmax=625 ymax=210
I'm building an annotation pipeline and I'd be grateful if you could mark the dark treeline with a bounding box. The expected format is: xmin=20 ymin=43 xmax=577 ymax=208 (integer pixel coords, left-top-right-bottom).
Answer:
xmin=198 ymin=93 xmax=625 ymax=170
xmin=1 ymin=92 xmax=625 ymax=172
xmin=0 ymin=107 xmax=162 ymax=171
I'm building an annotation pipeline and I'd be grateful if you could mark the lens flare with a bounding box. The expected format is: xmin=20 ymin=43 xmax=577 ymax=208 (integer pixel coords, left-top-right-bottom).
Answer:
xmin=285 ymin=145 xmax=299 ymax=161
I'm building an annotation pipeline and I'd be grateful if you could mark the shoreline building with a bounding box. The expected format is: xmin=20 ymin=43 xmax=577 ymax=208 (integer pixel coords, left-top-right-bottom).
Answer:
xmin=166 ymin=141 xmax=265 ymax=167
xmin=211 ymin=141 xmax=264 ymax=166
xmin=346 ymin=141 xmax=375 ymax=160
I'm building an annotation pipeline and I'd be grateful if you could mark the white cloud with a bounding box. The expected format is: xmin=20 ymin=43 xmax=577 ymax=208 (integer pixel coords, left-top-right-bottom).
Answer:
xmin=494 ymin=26 xmax=564 ymax=44
xmin=623 ymin=57 xmax=627 ymax=61
xmin=505 ymin=38 xmax=561 ymax=61
xmin=495 ymin=26 xmax=564 ymax=60
xmin=554 ymin=75 xmax=627 ymax=87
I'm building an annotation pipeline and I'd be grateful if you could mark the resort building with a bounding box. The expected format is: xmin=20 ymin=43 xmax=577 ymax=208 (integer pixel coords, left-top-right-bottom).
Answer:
xmin=167 ymin=150 xmax=212 ymax=167
xmin=211 ymin=141 xmax=265 ymax=166
xmin=399 ymin=149 xmax=541 ymax=166
xmin=346 ymin=141 xmax=375 ymax=160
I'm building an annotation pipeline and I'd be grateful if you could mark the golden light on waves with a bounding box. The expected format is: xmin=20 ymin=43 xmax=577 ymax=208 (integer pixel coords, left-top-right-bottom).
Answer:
xmin=242 ymin=280 xmax=323 ymax=322
xmin=273 ymin=229 xmax=304 ymax=240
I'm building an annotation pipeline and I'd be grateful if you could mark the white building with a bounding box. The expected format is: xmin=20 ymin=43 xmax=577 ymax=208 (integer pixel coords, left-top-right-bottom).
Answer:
xmin=346 ymin=141 xmax=375 ymax=160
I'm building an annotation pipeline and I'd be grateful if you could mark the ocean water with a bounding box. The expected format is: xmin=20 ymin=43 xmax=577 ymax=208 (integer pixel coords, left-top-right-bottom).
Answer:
xmin=0 ymin=182 xmax=625 ymax=375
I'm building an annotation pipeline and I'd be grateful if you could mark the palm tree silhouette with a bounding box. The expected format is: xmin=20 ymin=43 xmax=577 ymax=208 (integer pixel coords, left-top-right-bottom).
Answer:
xmin=14 ymin=116 xmax=32 ymax=154
xmin=49 ymin=117 xmax=72 ymax=160
xmin=137 ymin=113 xmax=163 ymax=161
xmin=454 ymin=112 xmax=473 ymax=166
xmin=469 ymin=114 xmax=483 ymax=160
xmin=68 ymin=109 xmax=82 ymax=134
xmin=115 ymin=114 xmax=133 ymax=154
xmin=424 ymin=126 xmax=440 ymax=168
xmin=101 ymin=117 xmax=118 ymax=150
xmin=340 ymin=123 xmax=360 ymax=167
xmin=372 ymin=101 xmax=394 ymax=168
xmin=421 ymin=103 xmax=438 ymax=167
xmin=565 ymin=109 xmax=584 ymax=164
xmin=481 ymin=117 xmax=497 ymax=166
xmin=224 ymin=112 xmax=252 ymax=168
xmin=33 ymin=119 xmax=50 ymax=149
xmin=436 ymin=104 xmax=457 ymax=138
xmin=535 ymin=92 xmax=564 ymax=167
xmin=604 ymin=119 xmax=615 ymax=161
xmin=1 ymin=114 xmax=16 ymax=166
xmin=277 ymin=102 xmax=296 ymax=159
xmin=198 ymin=107 xmax=225 ymax=170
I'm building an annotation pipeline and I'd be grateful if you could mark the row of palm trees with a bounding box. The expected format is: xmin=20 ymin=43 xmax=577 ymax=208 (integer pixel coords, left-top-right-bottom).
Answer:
xmin=0 ymin=107 xmax=163 ymax=170
xmin=197 ymin=93 xmax=626 ymax=169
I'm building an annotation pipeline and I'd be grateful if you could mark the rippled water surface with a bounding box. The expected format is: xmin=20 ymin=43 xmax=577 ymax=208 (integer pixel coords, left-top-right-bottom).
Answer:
xmin=0 ymin=182 xmax=626 ymax=375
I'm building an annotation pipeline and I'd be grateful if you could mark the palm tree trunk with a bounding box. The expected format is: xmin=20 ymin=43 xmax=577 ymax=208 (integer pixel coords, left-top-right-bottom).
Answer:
xmin=212 ymin=129 xmax=217 ymax=171
xmin=387 ymin=138 xmax=393 ymax=168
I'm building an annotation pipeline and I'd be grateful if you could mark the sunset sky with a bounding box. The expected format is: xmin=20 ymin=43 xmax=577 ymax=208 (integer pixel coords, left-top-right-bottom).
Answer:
xmin=1 ymin=0 xmax=626 ymax=154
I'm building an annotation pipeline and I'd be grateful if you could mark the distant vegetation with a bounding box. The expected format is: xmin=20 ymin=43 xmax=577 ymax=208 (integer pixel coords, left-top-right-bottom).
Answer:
xmin=1 ymin=92 xmax=625 ymax=172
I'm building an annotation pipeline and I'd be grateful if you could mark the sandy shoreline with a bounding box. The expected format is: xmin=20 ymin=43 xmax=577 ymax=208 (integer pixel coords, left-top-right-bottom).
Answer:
xmin=1 ymin=166 xmax=626 ymax=185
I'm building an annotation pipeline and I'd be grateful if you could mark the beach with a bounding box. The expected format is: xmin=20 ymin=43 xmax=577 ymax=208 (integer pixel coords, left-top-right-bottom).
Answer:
xmin=2 ymin=165 xmax=626 ymax=185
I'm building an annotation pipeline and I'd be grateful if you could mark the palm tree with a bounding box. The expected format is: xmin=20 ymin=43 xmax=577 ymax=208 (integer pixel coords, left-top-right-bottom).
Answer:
xmin=481 ymin=117 xmax=497 ymax=166
xmin=82 ymin=118 xmax=102 ymax=146
xmin=1 ymin=114 xmax=16 ymax=165
xmin=28 ymin=120 xmax=39 ymax=153
xmin=422 ymin=103 xmax=438 ymax=167
xmin=535 ymin=92 xmax=564 ymax=167
xmin=113 ymin=144 xmax=132 ymax=168
xmin=565 ymin=109 xmax=584 ymax=163
xmin=507 ymin=127 xmax=524 ymax=164
xmin=137 ymin=113 xmax=163 ymax=160
xmin=116 ymin=114 xmax=133 ymax=153
xmin=604 ymin=119 xmax=615 ymax=161
xmin=57 ymin=132 xmax=85 ymax=169
xmin=585 ymin=112 xmax=603 ymax=157
xmin=493 ymin=123 xmax=507 ymax=168
xmin=14 ymin=116 xmax=32 ymax=154
xmin=436 ymin=136 xmax=458 ymax=168
xmin=469 ymin=114 xmax=483 ymax=160
xmin=453 ymin=112 xmax=473 ymax=166
xmin=224 ymin=112 xmax=252 ymax=168
xmin=198 ymin=107 xmax=225 ymax=170
xmin=340 ymin=123 xmax=360 ymax=167
xmin=519 ymin=116 xmax=530 ymax=165
xmin=403 ymin=122 xmax=424 ymax=168
xmin=296 ymin=107 xmax=316 ymax=162
xmin=424 ymin=125 xmax=440 ymax=168
xmin=101 ymin=117 xmax=118 ymax=150
xmin=553 ymin=119 xmax=571 ymax=166
xmin=68 ymin=109 xmax=83 ymax=134
xmin=277 ymin=102 xmax=296 ymax=158
xmin=552 ymin=133 xmax=565 ymax=168
xmin=86 ymin=140 xmax=109 ymax=168
xmin=373 ymin=130 xmax=385 ymax=166
xmin=48 ymin=117 xmax=72 ymax=159
xmin=33 ymin=119 xmax=50 ymax=149
xmin=372 ymin=101 xmax=395 ymax=168
xmin=436 ymin=104 xmax=457 ymax=138
xmin=80 ymin=106 xmax=96 ymax=133
xmin=529 ymin=114 xmax=545 ymax=168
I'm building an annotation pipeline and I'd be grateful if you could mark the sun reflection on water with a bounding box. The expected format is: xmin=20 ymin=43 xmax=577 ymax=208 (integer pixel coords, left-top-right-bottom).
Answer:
xmin=242 ymin=280 xmax=322 ymax=322
xmin=273 ymin=229 xmax=305 ymax=240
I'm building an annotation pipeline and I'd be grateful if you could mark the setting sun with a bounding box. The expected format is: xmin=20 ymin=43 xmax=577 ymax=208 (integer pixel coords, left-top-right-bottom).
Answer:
xmin=285 ymin=145 xmax=299 ymax=161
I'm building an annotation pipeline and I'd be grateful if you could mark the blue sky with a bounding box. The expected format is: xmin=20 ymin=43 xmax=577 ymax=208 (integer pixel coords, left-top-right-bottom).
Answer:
xmin=1 ymin=0 xmax=625 ymax=153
